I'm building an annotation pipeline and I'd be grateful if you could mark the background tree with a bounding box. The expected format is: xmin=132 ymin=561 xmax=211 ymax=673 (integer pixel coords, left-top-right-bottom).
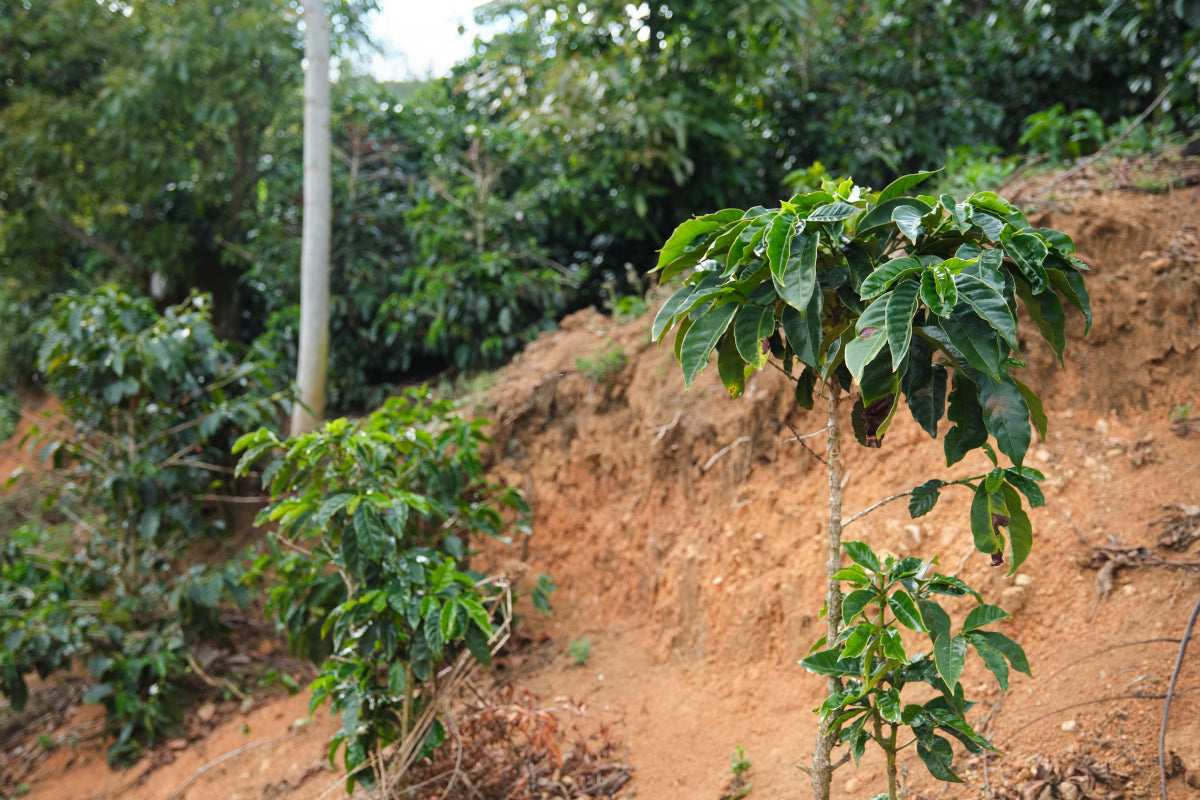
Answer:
xmin=293 ymin=0 xmax=333 ymax=434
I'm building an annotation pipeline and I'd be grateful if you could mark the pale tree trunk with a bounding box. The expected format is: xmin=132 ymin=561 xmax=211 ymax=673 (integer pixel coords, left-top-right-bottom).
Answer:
xmin=811 ymin=381 xmax=845 ymax=800
xmin=291 ymin=0 xmax=331 ymax=436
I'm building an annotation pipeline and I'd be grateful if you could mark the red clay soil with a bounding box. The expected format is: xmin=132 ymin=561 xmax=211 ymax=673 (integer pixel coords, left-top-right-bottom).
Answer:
xmin=3 ymin=169 xmax=1200 ymax=800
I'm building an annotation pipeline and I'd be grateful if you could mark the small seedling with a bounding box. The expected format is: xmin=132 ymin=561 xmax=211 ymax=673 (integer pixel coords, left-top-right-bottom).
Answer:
xmin=569 ymin=637 xmax=592 ymax=666
xmin=721 ymin=744 xmax=753 ymax=800
xmin=575 ymin=345 xmax=627 ymax=383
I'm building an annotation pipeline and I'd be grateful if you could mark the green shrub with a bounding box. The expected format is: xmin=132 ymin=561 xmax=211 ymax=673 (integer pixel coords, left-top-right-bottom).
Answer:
xmin=575 ymin=345 xmax=628 ymax=383
xmin=0 ymin=286 xmax=290 ymax=764
xmin=236 ymin=388 xmax=532 ymax=792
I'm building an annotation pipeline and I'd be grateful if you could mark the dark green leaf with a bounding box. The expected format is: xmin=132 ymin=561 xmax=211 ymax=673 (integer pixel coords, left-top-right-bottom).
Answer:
xmin=844 ymin=541 xmax=881 ymax=573
xmin=917 ymin=736 xmax=962 ymax=783
xmin=794 ymin=367 xmax=817 ymax=410
xmin=879 ymin=171 xmax=940 ymax=202
xmin=908 ymin=480 xmax=943 ymax=518
xmin=888 ymin=591 xmax=926 ymax=632
xmin=1047 ymin=266 xmax=1092 ymax=334
xmin=842 ymin=588 xmax=877 ymax=624
xmin=680 ymin=303 xmax=738 ymax=387
xmin=962 ymin=604 xmax=1010 ymax=633
xmin=464 ymin=624 xmax=492 ymax=666
xmin=979 ymin=373 xmax=1031 ymax=467
xmin=1013 ymin=275 xmax=1066 ymax=364
xmin=733 ymin=304 xmax=774 ymax=367
xmin=845 ymin=296 xmax=889 ymax=383
xmin=860 ymin=256 xmax=922 ymax=299
xmin=886 ymin=279 xmax=920 ymax=370
xmin=773 ymin=232 xmax=820 ymax=312
xmin=1001 ymin=484 xmax=1033 ymax=574
xmin=779 ymin=288 xmax=822 ymax=370
xmin=938 ymin=307 xmax=1004 ymax=378
xmin=353 ymin=506 xmax=388 ymax=561
xmin=918 ymin=599 xmax=952 ymax=642
xmin=716 ymin=333 xmax=746 ymax=398
xmin=766 ymin=212 xmax=798 ymax=285
xmin=944 ymin=375 xmax=988 ymax=467
xmin=955 ymin=274 xmax=1019 ymax=352
xmin=972 ymin=630 xmax=1031 ymax=677
xmin=881 ymin=628 xmax=907 ymax=664
xmin=1012 ymin=376 xmax=1049 ymax=440
xmin=651 ymin=284 xmax=695 ymax=342
xmin=800 ymin=649 xmax=861 ymax=677
xmin=1004 ymin=468 xmax=1045 ymax=508
xmin=893 ymin=205 xmax=924 ymax=243
xmin=1003 ymin=232 xmax=1049 ymax=292
xmin=965 ymin=631 xmax=1011 ymax=691
xmin=808 ymin=200 xmax=860 ymax=222
xmin=840 ymin=624 xmax=874 ymax=659
xmin=969 ymin=483 xmax=1006 ymax=557
xmin=657 ymin=209 xmax=743 ymax=275
xmin=934 ymin=635 xmax=968 ymax=691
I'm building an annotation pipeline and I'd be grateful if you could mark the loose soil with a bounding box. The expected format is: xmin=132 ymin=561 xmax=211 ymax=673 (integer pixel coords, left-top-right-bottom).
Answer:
xmin=2 ymin=164 xmax=1200 ymax=800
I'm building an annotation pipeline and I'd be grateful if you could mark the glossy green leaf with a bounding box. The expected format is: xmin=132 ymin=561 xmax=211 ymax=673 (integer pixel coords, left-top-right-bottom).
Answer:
xmin=651 ymin=283 xmax=694 ymax=342
xmin=937 ymin=308 xmax=1004 ymax=378
xmin=733 ymin=304 xmax=774 ymax=367
xmin=878 ymin=170 xmax=940 ymax=202
xmin=1001 ymin=484 xmax=1033 ymax=573
xmin=886 ymin=279 xmax=920 ymax=370
xmin=808 ymin=200 xmax=860 ymax=222
xmin=860 ymin=256 xmax=922 ymax=299
xmin=680 ymin=303 xmax=738 ymax=387
xmin=1012 ymin=375 xmax=1048 ymax=440
xmin=908 ymin=479 xmax=942 ymax=518
xmin=779 ymin=288 xmax=822 ymax=370
xmin=888 ymin=591 xmax=925 ymax=632
xmin=858 ymin=198 xmax=933 ymax=236
xmin=979 ymin=373 xmax=1031 ymax=467
xmin=833 ymin=564 xmax=871 ymax=585
xmin=920 ymin=263 xmax=957 ymax=317
xmin=716 ymin=333 xmax=746 ymax=398
xmin=766 ymin=212 xmax=798 ymax=281
xmin=844 ymin=541 xmax=881 ymax=573
xmin=845 ymin=296 xmax=889 ymax=383
xmin=840 ymin=624 xmax=874 ymax=659
xmin=1013 ymin=275 xmax=1066 ymax=364
xmin=969 ymin=483 xmax=1006 ymax=557
xmin=842 ymin=588 xmax=878 ymax=624
xmin=1047 ymin=265 xmax=1092 ymax=333
xmin=971 ymin=210 xmax=1005 ymax=241
xmin=934 ymin=634 xmax=967 ymax=691
xmin=773 ymin=231 xmax=820 ymax=312
xmin=795 ymin=367 xmax=817 ymax=410
xmin=657 ymin=209 xmax=743 ymax=275
xmin=893 ymin=204 xmax=924 ymax=243
xmin=902 ymin=339 xmax=948 ymax=437
xmin=1003 ymin=232 xmax=1049 ymax=292
xmin=955 ymin=274 xmax=1019 ymax=352
xmin=962 ymin=604 xmax=1010 ymax=633
xmin=800 ymin=650 xmax=860 ymax=677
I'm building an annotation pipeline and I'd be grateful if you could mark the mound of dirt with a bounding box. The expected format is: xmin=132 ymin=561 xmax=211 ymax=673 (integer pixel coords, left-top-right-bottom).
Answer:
xmin=4 ymin=171 xmax=1200 ymax=800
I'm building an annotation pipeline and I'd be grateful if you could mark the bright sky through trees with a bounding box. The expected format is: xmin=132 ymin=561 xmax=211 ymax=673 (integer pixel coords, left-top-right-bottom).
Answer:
xmin=367 ymin=0 xmax=483 ymax=80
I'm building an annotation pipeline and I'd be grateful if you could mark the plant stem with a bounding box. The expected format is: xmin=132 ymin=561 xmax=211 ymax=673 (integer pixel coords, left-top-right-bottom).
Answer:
xmin=887 ymin=724 xmax=899 ymax=800
xmin=811 ymin=381 xmax=845 ymax=800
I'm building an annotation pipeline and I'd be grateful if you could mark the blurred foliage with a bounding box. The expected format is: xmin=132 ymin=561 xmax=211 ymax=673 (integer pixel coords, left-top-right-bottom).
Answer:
xmin=1 ymin=0 xmax=1198 ymax=412
xmin=0 ymin=286 xmax=291 ymax=764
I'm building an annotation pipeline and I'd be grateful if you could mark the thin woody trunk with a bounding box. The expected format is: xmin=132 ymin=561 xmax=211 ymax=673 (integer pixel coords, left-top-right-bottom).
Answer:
xmin=811 ymin=381 xmax=845 ymax=800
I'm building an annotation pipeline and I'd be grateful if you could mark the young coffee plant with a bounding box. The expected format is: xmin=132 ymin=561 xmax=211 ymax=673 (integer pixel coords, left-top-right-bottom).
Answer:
xmin=1 ymin=286 xmax=289 ymax=764
xmin=652 ymin=172 xmax=1090 ymax=799
xmin=235 ymin=388 xmax=532 ymax=793
xmin=801 ymin=541 xmax=1029 ymax=797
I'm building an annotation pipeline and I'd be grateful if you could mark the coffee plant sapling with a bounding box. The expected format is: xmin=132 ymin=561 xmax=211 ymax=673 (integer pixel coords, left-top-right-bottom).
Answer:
xmin=235 ymin=389 xmax=531 ymax=793
xmin=652 ymin=172 xmax=1089 ymax=800
xmin=802 ymin=541 xmax=1029 ymax=797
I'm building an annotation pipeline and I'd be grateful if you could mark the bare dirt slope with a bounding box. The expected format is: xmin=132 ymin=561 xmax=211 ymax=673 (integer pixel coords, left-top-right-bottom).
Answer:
xmin=4 ymin=174 xmax=1200 ymax=800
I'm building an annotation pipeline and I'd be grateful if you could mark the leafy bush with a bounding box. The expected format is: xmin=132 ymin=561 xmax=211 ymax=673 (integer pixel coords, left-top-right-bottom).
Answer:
xmin=236 ymin=389 xmax=532 ymax=791
xmin=575 ymin=346 xmax=628 ymax=383
xmin=0 ymin=286 xmax=290 ymax=764
xmin=802 ymin=541 xmax=1028 ymax=789
xmin=1019 ymin=105 xmax=1108 ymax=163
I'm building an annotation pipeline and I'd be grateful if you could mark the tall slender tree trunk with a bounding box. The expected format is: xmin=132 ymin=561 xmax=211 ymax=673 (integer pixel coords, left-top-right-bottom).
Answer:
xmin=811 ymin=381 xmax=845 ymax=800
xmin=292 ymin=0 xmax=331 ymax=436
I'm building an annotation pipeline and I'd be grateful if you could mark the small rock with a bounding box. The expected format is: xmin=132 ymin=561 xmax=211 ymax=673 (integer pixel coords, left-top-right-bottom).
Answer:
xmin=197 ymin=701 xmax=217 ymax=723
xmin=1094 ymin=418 xmax=1109 ymax=436
xmin=1060 ymin=781 xmax=1082 ymax=800
xmin=1015 ymin=573 xmax=1034 ymax=587
xmin=1035 ymin=448 xmax=1053 ymax=464
xmin=168 ymin=738 xmax=189 ymax=751
xmin=1061 ymin=719 xmax=1079 ymax=733
xmin=1149 ymin=256 xmax=1173 ymax=273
